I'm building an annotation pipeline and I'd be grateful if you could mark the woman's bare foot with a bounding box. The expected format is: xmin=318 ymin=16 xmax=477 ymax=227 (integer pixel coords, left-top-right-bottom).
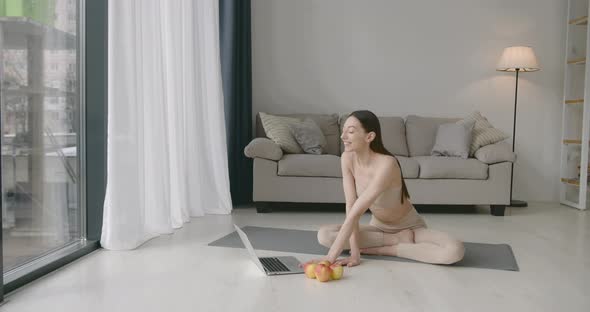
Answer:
xmin=359 ymin=229 xmax=415 ymax=256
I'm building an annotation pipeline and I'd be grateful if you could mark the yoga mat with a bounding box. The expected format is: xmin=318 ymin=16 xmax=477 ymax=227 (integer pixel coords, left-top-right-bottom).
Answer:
xmin=208 ymin=226 xmax=519 ymax=271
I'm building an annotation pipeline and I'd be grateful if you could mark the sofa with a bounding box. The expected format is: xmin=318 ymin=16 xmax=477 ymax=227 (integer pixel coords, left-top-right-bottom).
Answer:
xmin=244 ymin=113 xmax=516 ymax=216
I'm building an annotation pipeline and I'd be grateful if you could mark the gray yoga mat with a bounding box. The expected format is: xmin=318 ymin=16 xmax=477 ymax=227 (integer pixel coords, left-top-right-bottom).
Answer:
xmin=208 ymin=226 xmax=519 ymax=271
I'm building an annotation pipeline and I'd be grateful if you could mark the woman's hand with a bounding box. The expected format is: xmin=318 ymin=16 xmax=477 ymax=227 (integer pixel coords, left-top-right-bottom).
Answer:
xmin=334 ymin=255 xmax=361 ymax=267
xmin=298 ymin=256 xmax=333 ymax=268
xmin=299 ymin=255 xmax=361 ymax=269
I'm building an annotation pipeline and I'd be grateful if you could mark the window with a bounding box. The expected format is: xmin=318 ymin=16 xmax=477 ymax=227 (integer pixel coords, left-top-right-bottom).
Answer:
xmin=1 ymin=0 xmax=86 ymax=294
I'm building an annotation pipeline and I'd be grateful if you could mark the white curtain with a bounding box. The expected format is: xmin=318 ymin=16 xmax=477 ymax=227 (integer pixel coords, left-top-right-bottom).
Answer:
xmin=101 ymin=0 xmax=233 ymax=250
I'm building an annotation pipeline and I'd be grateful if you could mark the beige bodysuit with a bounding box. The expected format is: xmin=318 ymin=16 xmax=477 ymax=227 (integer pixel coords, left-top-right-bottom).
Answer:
xmin=356 ymin=182 xmax=427 ymax=233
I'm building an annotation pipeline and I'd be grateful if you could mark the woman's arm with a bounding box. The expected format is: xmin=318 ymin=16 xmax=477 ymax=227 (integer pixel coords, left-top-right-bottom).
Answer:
xmin=326 ymin=158 xmax=397 ymax=262
xmin=341 ymin=153 xmax=361 ymax=258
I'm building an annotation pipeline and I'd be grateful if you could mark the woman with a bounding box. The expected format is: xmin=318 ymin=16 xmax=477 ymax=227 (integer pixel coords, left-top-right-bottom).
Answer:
xmin=302 ymin=110 xmax=465 ymax=268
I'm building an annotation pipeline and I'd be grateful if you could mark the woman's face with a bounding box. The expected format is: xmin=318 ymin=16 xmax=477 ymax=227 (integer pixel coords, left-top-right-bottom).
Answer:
xmin=341 ymin=116 xmax=372 ymax=152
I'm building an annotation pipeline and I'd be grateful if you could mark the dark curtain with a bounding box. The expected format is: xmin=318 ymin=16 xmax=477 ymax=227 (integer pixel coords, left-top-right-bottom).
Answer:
xmin=219 ymin=0 xmax=253 ymax=205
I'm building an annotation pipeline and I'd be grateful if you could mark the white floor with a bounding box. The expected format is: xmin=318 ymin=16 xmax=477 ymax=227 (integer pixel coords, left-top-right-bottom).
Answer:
xmin=3 ymin=202 xmax=589 ymax=312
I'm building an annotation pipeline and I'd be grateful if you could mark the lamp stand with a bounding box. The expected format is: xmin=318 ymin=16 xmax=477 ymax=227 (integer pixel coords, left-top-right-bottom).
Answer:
xmin=509 ymin=68 xmax=528 ymax=207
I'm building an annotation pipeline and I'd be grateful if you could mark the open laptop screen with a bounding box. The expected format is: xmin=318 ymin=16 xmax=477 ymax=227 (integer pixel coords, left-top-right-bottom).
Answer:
xmin=233 ymin=224 xmax=266 ymax=273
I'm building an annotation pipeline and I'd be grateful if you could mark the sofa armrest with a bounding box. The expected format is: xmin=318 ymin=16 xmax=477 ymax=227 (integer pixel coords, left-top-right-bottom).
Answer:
xmin=474 ymin=141 xmax=516 ymax=164
xmin=244 ymin=138 xmax=283 ymax=161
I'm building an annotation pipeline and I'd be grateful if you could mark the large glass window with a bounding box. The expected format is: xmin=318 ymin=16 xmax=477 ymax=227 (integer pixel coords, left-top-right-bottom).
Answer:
xmin=0 ymin=0 xmax=81 ymax=273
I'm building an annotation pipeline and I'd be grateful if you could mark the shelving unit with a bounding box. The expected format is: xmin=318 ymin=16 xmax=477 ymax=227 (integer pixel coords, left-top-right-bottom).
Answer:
xmin=560 ymin=0 xmax=590 ymax=210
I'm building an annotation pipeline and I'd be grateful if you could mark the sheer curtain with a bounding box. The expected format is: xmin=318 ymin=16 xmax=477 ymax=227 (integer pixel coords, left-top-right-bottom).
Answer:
xmin=101 ymin=0 xmax=232 ymax=250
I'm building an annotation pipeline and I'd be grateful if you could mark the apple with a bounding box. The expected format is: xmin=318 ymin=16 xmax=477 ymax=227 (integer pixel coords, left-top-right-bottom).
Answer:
xmin=314 ymin=264 xmax=333 ymax=282
xmin=303 ymin=263 xmax=317 ymax=279
xmin=318 ymin=260 xmax=332 ymax=267
xmin=330 ymin=263 xmax=344 ymax=280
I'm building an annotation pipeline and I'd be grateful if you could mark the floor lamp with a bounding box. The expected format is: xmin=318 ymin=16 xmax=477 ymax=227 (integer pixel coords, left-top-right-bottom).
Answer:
xmin=496 ymin=46 xmax=540 ymax=207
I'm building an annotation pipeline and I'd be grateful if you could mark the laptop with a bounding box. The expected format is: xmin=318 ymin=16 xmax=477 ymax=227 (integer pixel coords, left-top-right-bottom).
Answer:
xmin=233 ymin=224 xmax=305 ymax=275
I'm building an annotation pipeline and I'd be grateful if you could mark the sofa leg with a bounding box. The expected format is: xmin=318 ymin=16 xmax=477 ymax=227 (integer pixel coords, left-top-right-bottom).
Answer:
xmin=490 ymin=205 xmax=506 ymax=216
xmin=255 ymin=202 xmax=273 ymax=213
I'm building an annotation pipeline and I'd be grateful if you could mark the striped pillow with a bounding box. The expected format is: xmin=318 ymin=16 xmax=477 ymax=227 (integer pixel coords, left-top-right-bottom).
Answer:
xmin=259 ymin=112 xmax=304 ymax=154
xmin=457 ymin=111 xmax=509 ymax=156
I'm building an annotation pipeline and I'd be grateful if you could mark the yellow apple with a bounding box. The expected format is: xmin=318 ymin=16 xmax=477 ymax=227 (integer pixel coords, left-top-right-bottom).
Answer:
xmin=314 ymin=264 xmax=333 ymax=282
xmin=318 ymin=260 xmax=332 ymax=267
xmin=330 ymin=263 xmax=344 ymax=280
xmin=303 ymin=263 xmax=317 ymax=279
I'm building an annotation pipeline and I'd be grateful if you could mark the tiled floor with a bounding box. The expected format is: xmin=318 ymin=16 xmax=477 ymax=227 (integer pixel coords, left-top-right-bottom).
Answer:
xmin=3 ymin=202 xmax=589 ymax=312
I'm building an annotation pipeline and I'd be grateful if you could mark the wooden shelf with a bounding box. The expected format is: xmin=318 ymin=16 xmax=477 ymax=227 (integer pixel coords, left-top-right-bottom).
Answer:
xmin=569 ymin=16 xmax=588 ymax=25
xmin=563 ymin=139 xmax=583 ymax=144
xmin=565 ymin=99 xmax=584 ymax=105
xmin=568 ymin=57 xmax=586 ymax=65
xmin=561 ymin=178 xmax=580 ymax=186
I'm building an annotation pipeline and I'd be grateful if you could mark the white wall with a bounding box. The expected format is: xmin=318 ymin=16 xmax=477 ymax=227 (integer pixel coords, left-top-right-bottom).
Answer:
xmin=252 ymin=0 xmax=567 ymax=202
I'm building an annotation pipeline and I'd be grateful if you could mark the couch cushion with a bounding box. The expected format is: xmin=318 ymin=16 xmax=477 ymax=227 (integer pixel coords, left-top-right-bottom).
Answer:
xmin=338 ymin=114 xmax=349 ymax=154
xmin=277 ymin=154 xmax=419 ymax=179
xmin=431 ymin=121 xmax=475 ymax=159
xmin=395 ymin=156 xmax=419 ymax=179
xmin=381 ymin=117 xmax=410 ymax=157
xmin=339 ymin=114 xmax=409 ymax=156
xmin=288 ymin=114 xmax=340 ymax=155
xmin=256 ymin=113 xmax=340 ymax=156
xmin=289 ymin=118 xmax=327 ymax=155
xmin=413 ymin=156 xmax=488 ymax=179
xmin=405 ymin=115 xmax=461 ymax=156
xmin=259 ymin=113 xmax=304 ymax=154
xmin=457 ymin=111 xmax=509 ymax=156
xmin=278 ymin=154 xmax=342 ymax=177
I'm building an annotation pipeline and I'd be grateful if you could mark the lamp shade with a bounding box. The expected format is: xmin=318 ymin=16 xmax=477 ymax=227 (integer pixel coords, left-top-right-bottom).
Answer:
xmin=496 ymin=46 xmax=540 ymax=72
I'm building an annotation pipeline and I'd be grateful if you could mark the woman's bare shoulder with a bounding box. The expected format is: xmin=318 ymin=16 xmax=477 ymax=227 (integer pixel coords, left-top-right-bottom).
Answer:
xmin=375 ymin=155 xmax=402 ymax=183
xmin=375 ymin=154 xmax=399 ymax=168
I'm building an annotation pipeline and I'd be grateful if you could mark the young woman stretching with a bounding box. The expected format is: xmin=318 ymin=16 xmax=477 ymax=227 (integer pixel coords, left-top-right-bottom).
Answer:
xmin=302 ymin=110 xmax=465 ymax=268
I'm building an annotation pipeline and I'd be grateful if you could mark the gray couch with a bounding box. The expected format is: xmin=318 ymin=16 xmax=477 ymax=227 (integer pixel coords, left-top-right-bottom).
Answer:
xmin=244 ymin=113 xmax=516 ymax=216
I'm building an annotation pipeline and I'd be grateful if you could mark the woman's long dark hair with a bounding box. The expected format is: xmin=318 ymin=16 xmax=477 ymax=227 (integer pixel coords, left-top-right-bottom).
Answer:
xmin=348 ymin=110 xmax=410 ymax=204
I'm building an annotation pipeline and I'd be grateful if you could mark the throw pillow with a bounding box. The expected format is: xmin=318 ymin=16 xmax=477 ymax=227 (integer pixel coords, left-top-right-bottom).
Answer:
xmin=259 ymin=112 xmax=303 ymax=154
xmin=431 ymin=121 xmax=475 ymax=159
xmin=243 ymin=138 xmax=284 ymax=161
xmin=289 ymin=118 xmax=327 ymax=155
xmin=474 ymin=141 xmax=516 ymax=164
xmin=457 ymin=111 xmax=509 ymax=156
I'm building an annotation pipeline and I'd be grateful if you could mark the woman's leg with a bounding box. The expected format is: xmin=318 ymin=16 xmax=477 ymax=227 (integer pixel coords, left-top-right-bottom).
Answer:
xmin=360 ymin=227 xmax=465 ymax=265
xmin=397 ymin=228 xmax=465 ymax=264
xmin=317 ymin=224 xmax=414 ymax=249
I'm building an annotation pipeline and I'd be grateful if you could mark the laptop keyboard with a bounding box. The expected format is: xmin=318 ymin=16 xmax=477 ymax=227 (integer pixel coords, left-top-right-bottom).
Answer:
xmin=260 ymin=257 xmax=290 ymax=272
